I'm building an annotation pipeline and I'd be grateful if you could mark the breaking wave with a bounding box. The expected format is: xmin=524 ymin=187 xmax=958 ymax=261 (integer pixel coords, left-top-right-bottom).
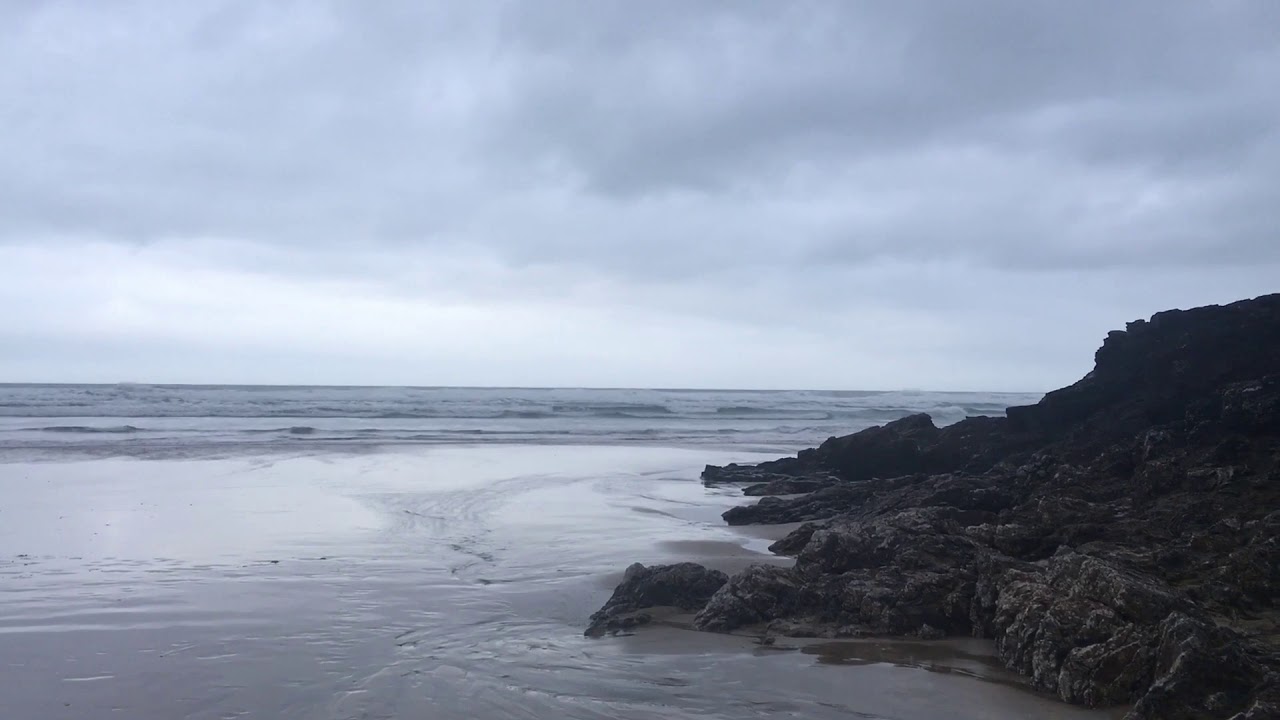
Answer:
xmin=27 ymin=425 xmax=142 ymax=434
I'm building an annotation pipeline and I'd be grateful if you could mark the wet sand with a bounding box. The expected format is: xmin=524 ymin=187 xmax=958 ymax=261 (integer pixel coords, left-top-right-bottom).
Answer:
xmin=655 ymin=538 xmax=793 ymax=574
xmin=0 ymin=446 xmax=1126 ymax=719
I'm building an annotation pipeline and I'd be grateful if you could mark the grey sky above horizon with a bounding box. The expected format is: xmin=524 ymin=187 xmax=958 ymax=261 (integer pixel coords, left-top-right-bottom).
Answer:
xmin=1 ymin=1 xmax=1277 ymax=391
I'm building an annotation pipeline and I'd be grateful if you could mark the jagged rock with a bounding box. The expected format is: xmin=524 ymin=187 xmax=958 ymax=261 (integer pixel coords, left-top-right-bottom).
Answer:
xmin=790 ymin=510 xmax=1007 ymax=636
xmin=722 ymin=485 xmax=870 ymax=525
xmin=813 ymin=413 xmax=941 ymax=480
xmin=589 ymin=293 xmax=1280 ymax=717
xmin=767 ymin=521 xmax=825 ymax=555
xmin=1126 ymin=613 xmax=1277 ymax=719
xmin=703 ymin=412 xmax=1032 ymax=490
xmin=697 ymin=509 xmax=1011 ymax=637
xmin=1006 ymin=294 xmax=1280 ymax=439
xmin=795 ymin=508 xmax=981 ymax=576
xmin=693 ymin=564 xmax=813 ymax=632
xmin=993 ymin=553 xmax=1194 ymax=706
xmin=803 ymin=413 xmax=1037 ymax=482
xmin=1219 ymin=376 xmax=1280 ymax=433
xmin=742 ymin=475 xmax=837 ymax=496
xmin=585 ymin=563 xmax=727 ymax=637
xmin=700 ymin=456 xmax=815 ymax=486
xmin=723 ymin=471 xmax=1020 ymax=528
xmin=701 ymin=467 xmax=794 ymax=487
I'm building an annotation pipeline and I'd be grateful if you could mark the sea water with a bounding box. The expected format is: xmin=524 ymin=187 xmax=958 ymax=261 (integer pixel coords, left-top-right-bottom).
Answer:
xmin=0 ymin=385 xmax=1128 ymax=719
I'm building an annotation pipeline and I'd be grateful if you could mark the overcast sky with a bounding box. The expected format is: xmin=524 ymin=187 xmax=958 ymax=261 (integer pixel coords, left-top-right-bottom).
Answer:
xmin=1 ymin=1 xmax=1277 ymax=390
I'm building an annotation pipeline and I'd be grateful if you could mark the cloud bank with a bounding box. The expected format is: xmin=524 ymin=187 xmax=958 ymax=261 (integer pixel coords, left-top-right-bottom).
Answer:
xmin=1 ymin=1 xmax=1276 ymax=389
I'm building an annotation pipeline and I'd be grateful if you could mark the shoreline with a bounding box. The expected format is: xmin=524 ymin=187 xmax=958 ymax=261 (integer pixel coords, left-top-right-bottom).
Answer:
xmin=2 ymin=443 xmax=1138 ymax=719
xmin=595 ymin=495 xmax=1133 ymax=715
xmin=3 ymin=444 xmax=1129 ymax=720
xmin=586 ymin=294 xmax=1280 ymax=719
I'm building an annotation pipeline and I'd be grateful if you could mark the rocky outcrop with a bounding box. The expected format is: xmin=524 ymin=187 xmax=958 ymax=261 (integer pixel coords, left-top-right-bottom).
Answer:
xmin=693 ymin=564 xmax=813 ymax=632
xmin=741 ymin=474 xmax=838 ymax=496
xmin=589 ymin=294 xmax=1280 ymax=718
xmin=722 ymin=485 xmax=874 ymax=525
xmin=584 ymin=563 xmax=727 ymax=637
xmin=1129 ymin=613 xmax=1279 ymax=720
xmin=1005 ymin=294 xmax=1280 ymax=440
xmin=700 ymin=456 xmax=815 ymax=486
xmin=992 ymin=553 xmax=1193 ymax=707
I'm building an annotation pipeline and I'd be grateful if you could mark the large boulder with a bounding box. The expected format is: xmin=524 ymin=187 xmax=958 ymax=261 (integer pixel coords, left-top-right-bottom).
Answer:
xmin=812 ymin=413 xmax=1036 ymax=482
xmin=693 ymin=564 xmax=813 ymax=632
xmin=585 ymin=563 xmax=727 ymax=637
xmin=813 ymin=413 xmax=941 ymax=480
xmin=794 ymin=509 xmax=1000 ymax=636
xmin=698 ymin=509 xmax=1001 ymax=637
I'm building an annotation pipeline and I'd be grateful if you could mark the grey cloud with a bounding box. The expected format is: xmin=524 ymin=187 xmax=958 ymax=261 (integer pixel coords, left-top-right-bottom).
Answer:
xmin=478 ymin=1 xmax=1280 ymax=271
xmin=0 ymin=1 xmax=1276 ymax=387
xmin=488 ymin=2 xmax=1279 ymax=185
xmin=1 ymin=2 xmax=1275 ymax=265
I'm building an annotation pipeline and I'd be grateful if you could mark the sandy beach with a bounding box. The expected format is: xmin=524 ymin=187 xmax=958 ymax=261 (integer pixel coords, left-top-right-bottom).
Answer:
xmin=1 ymin=444 xmax=1126 ymax=719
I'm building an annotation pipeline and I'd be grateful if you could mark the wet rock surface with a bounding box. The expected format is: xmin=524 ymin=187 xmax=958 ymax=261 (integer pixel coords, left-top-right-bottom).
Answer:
xmin=588 ymin=294 xmax=1280 ymax=717
xmin=585 ymin=563 xmax=728 ymax=637
xmin=741 ymin=474 xmax=839 ymax=497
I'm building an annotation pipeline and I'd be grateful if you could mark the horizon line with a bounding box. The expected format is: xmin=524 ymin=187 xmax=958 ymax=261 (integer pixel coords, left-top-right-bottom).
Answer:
xmin=0 ymin=381 xmax=1048 ymax=395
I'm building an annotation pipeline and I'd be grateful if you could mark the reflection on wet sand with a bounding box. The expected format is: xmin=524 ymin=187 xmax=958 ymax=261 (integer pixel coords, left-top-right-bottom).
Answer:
xmin=1 ymin=447 xmax=1129 ymax=720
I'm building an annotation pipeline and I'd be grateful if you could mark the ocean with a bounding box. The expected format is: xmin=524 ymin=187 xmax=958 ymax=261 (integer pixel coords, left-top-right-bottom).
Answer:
xmin=0 ymin=384 xmax=1037 ymax=460
xmin=0 ymin=384 xmax=1126 ymax=720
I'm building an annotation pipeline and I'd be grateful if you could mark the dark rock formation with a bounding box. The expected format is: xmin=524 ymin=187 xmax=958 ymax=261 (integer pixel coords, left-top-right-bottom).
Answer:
xmin=693 ymin=564 xmax=814 ymax=632
xmin=767 ymin=521 xmax=825 ymax=555
xmin=589 ymin=294 xmax=1280 ymax=717
xmin=742 ymin=474 xmax=838 ymax=496
xmin=722 ymin=484 xmax=873 ymax=525
xmin=1005 ymin=295 xmax=1280 ymax=441
xmin=584 ymin=562 xmax=727 ymax=637
xmin=701 ymin=456 xmax=813 ymax=486
xmin=992 ymin=552 xmax=1191 ymax=707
